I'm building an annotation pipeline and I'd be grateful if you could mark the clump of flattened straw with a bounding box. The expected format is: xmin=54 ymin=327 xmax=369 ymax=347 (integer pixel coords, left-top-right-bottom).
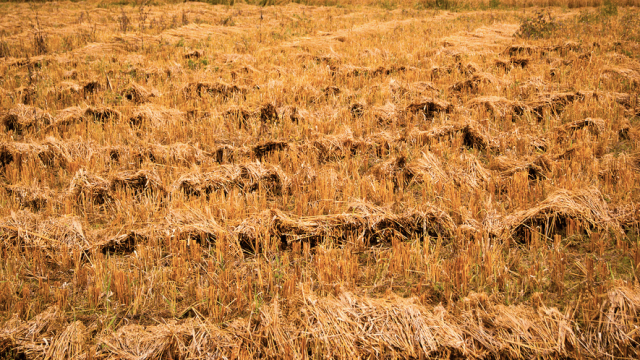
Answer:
xmin=173 ymin=162 xmax=290 ymax=197
xmin=110 ymin=169 xmax=166 ymax=197
xmin=0 ymin=210 xmax=87 ymax=254
xmin=68 ymin=169 xmax=112 ymax=206
xmin=121 ymin=82 xmax=161 ymax=103
xmin=1 ymin=104 xmax=52 ymax=134
xmin=182 ymin=81 xmax=247 ymax=98
xmin=467 ymin=96 xmax=528 ymax=118
xmin=405 ymin=98 xmax=453 ymax=120
xmin=508 ymin=187 xmax=622 ymax=240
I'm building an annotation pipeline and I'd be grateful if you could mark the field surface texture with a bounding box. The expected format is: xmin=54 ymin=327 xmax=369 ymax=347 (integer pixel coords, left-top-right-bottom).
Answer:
xmin=1 ymin=0 xmax=640 ymax=358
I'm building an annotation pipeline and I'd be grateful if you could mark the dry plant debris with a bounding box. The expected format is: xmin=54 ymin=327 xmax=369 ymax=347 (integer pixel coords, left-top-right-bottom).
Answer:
xmin=0 ymin=1 xmax=639 ymax=359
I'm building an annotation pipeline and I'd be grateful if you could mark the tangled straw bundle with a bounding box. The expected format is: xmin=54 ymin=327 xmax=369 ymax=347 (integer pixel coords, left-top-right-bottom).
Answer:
xmin=173 ymin=162 xmax=291 ymax=197
xmin=0 ymin=211 xmax=86 ymax=256
xmin=121 ymin=82 xmax=161 ymax=104
xmin=509 ymin=187 xmax=622 ymax=239
xmin=1 ymin=104 xmax=52 ymax=133
xmin=14 ymin=286 xmax=625 ymax=359
xmin=235 ymin=201 xmax=456 ymax=251
xmin=68 ymin=169 xmax=112 ymax=206
xmin=110 ymin=169 xmax=166 ymax=197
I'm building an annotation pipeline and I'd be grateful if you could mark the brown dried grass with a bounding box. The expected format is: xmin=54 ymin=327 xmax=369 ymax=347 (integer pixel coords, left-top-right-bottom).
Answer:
xmin=1 ymin=104 xmax=52 ymax=134
xmin=509 ymin=187 xmax=622 ymax=239
xmin=174 ymin=162 xmax=290 ymax=197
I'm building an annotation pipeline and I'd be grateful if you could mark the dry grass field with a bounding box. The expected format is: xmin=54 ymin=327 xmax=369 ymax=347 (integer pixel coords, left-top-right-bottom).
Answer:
xmin=0 ymin=0 xmax=640 ymax=358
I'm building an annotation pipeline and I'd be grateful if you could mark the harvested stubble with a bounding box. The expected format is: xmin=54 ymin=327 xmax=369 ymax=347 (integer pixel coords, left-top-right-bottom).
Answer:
xmin=83 ymin=106 xmax=122 ymax=122
xmin=4 ymin=286 xmax=639 ymax=359
xmin=59 ymin=168 xmax=169 ymax=207
xmin=183 ymin=49 xmax=203 ymax=59
xmin=508 ymin=187 xmax=622 ymax=240
xmin=601 ymin=66 xmax=640 ymax=86
xmin=138 ymin=142 xmax=213 ymax=166
xmin=100 ymin=143 xmax=219 ymax=166
xmin=461 ymin=123 xmax=498 ymax=151
xmin=174 ymin=162 xmax=291 ymax=197
xmin=489 ymin=155 xmax=553 ymax=180
xmin=371 ymin=152 xmax=492 ymax=190
xmin=503 ymin=44 xmax=540 ymax=56
xmin=405 ymin=98 xmax=454 ymax=119
xmin=95 ymin=210 xmax=228 ymax=255
xmin=598 ymin=153 xmax=639 ymax=185
xmin=253 ymin=140 xmax=289 ymax=159
xmin=494 ymin=57 xmax=530 ymax=70
xmin=109 ymin=169 xmax=166 ymax=197
xmin=577 ymin=90 xmax=637 ymax=109
xmin=389 ymin=79 xmax=438 ymax=101
xmin=467 ymin=96 xmax=528 ymax=118
xmin=449 ymin=72 xmax=502 ymax=93
xmin=223 ymin=103 xmax=281 ymax=128
xmin=456 ymin=61 xmax=480 ymax=76
xmin=52 ymin=81 xmax=82 ymax=99
xmin=0 ymin=307 xmax=65 ymax=359
xmin=405 ymin=152 xmax=449 ymax=185
xmin=0 ymin=139 xmax=79 ymax=170
xmin=129 ymin=104 xmax=185 ymax=128
xmin=121 ymin=82 xmax=161 ymax=104
xmin=0 ymin=142 xmax=33 ymax=168
xmin=368 ymin=155 xmax=413 ymax=187
xmin=1 ymin=3 xmax=640 ymax=359
xmin=223 ymin=106 xmax=253 ymax=128
xmin=0 ymin=137 xmax=128 ymax=170
xmin=52 ymin=106 xmax=122 ymax=128
xmin=182 ymin=81 xmax=247 ymax=99
xmin=303 ymin=130 xmax=387 ymax=162
xmin=554 ymin=117 xmax=606 ymax=138
xmin=405 ymin=124 xmax=465 ymax=144
xmin=12 ymin=86 xmax=36 ymax=104
xmin=37 ymin=137 xmax=76 ymax=168
xmin=331 ymin=64 xmax=410 ymax=77
xmin=527 ymin=92 xmax=585 ymax=119
xmin=83 ymin=81 xmax=102 ymax=95
xmin=3 ymin=184 xmax=55 ymax=211
xmin=1 ymin=104 xmax=52 ymax=134
xmin=369 ymin=102 xmax=399 ymax=125
xmin=67 ymin=169 xmax=112 ymax=206
xmin=449 ymin=152 xmax=492 ymax=189
xmin=0 ymin=210 xmax=87 ymax=257
xmin=235 ymin=201 xmax=456 ymax=250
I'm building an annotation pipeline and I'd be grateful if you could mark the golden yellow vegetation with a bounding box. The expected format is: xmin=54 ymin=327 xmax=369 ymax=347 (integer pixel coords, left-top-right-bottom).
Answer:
xmin=0 ymin=0 xmax=639 ymax=358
